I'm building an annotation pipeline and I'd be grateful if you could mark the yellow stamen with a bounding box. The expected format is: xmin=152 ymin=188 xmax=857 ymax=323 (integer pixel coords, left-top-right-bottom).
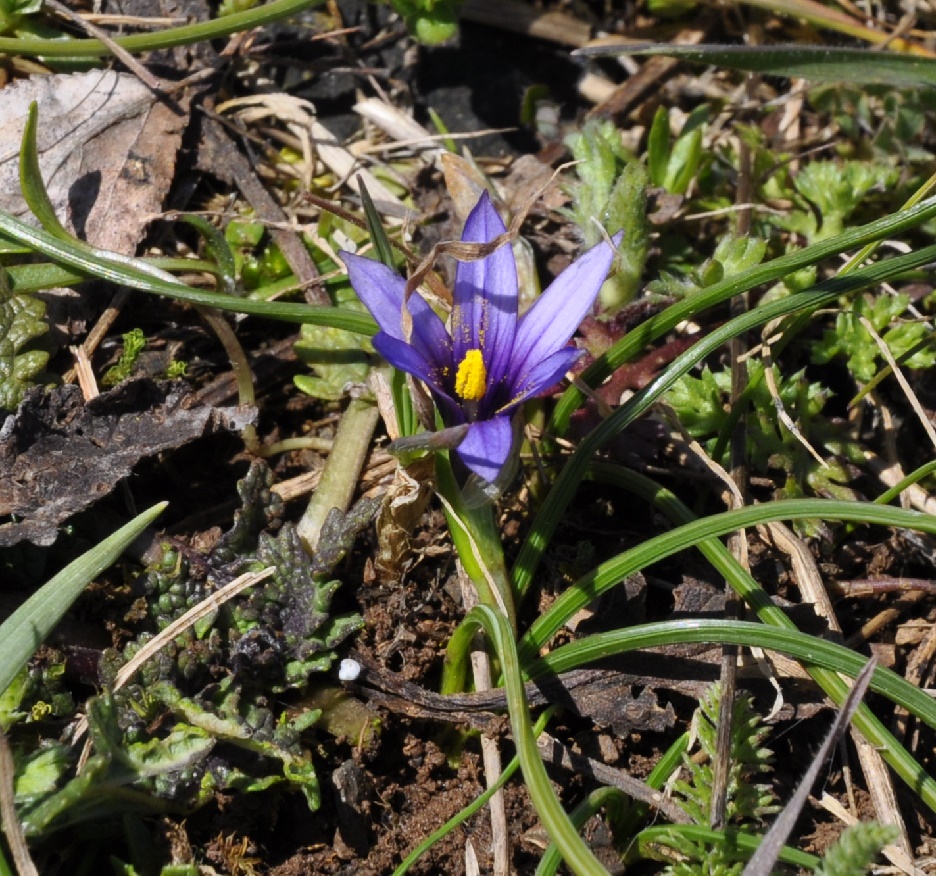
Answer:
xmin=455 ymin=349 xmax=487 ymax=401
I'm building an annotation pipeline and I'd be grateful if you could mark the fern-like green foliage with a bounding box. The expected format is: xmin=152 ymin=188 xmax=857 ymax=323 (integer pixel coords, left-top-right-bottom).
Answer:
xmin=563 ymin=119 xmax=649 ymax=310
xmin=776 ymin=160 xmax=897 ymax=242
xmin=676 ymin=684 xmax=777 ymax=825
xmin=816 ymin=822 xmax=899 ymax=876
xmin=667 ymin=350 xmax=869 ymax=535
xmin=811 ymin=292 xmax=936 ymax=383
xmin=649 ymin=683 xmax=778 ymax=875
xmin=647 ymin=234 xmax=766 ymax=299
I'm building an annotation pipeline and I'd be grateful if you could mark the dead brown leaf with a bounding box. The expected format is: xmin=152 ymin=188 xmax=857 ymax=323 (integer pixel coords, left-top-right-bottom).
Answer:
xmin=0 ymin=70 xmax=188 ymax=255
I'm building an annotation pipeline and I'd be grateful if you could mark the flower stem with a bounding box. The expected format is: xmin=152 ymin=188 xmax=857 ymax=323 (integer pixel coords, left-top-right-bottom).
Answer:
xmin=297 ymin=396 xmax=379 ymax=554
xmin=437 ymin=455 xmax=515 ymax=625
xmin=435 ymin=452 xmax=516 ymax=693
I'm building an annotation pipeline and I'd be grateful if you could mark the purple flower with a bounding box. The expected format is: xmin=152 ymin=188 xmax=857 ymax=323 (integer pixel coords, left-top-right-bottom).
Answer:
xmin=342 ymin=192 xmax=617 ymax=485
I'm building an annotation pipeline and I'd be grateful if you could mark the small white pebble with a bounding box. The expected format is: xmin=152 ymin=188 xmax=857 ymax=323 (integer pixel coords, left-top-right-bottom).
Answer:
xmin=338 ymin=658 xmax=362 ymax=682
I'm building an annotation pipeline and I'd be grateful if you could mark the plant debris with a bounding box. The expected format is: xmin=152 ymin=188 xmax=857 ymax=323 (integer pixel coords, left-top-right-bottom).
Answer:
xmin=0 ymin=380 xmax=254 ymax=546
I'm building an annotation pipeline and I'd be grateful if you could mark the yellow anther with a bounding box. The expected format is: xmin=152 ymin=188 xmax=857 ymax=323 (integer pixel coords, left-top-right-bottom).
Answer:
xmin=455 ymin=349 xmax=487 ymax=401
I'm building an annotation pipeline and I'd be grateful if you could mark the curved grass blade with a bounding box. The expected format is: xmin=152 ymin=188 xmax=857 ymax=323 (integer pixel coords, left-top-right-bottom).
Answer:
xmin=359 ymin=178 xmax=397 ymax=270
xmin=0 ymin=210 xmax=376 ymax=334
xmin=574 ymin=45 xmax=936 ymax=89
xmin=178 ymin=215 xmax=237 ymax=295
xmin=458 ymin=604 xmax=609 ymax=876
xmin=577 ymin=465 xmax=936 ymax=832
xmin=536 ymin=787 xmax=630 ymax=876
xmin=875 ymin=459 xmax=936 ymax=507
xmin=19 ymin=103 xmax=70 ymax=241
xmin=549 ymin=196 xmax=936 ymax=438
xmin=533 ymin=618 xmax=936 ymax=814
xmin=519 ymin=498 xmax=936 ymax=658
xmin=630 ymin=826 xmax=818 ymax=869
xmin=0 ymin=0 xmax=321 ymax=59
xmin=513 ymin=243 xmax=936 ymax=599
xmin=0 ymin=503 xmax=166 ymax=698
xmin=740 ymin=658 xmax=876 ymax=876
xmin=392 ymin=708 xmax=556 ymax=876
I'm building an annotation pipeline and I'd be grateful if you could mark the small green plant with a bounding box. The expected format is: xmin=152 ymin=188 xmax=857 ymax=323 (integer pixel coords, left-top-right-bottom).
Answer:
xmin=811 ymin=292 xmax=936 ymax=383
xmin=387 ymin=0 xmax=462 ymax=43
xmin=647 ymin=105 xmax=709 ymax=197
xmin=564 ymin=119 xmax=650 ymax=309
xmin=101 ymin=328 xmax=147 ymax=387
xmin=293 ymin=283 xmax=374 ymax=400
xmin=668 ymin=359 xmax=864 ymax=524
xmin=9 ymin=463 xmax=372 ymax=844
xmin=648 ymin=234 xmax=767 ymax=300
xmin=224 ymin=217 xmax=291 ymax=291
xmin=218 ymin=0 xmax=261 ymax=14
xmin=816 ymin=821 xmax=899 ymax=876
xmin=0 ymin=0 xmax=47 ymax=36
xmin=644 ymin=683 xmax=776 ymax=873
xmin=165 ymin=360 xmax=187 ymax=379
xmin=0 ymin=267 xmax=49 ymax=412
xmin=777 ymin=160 xmax=898 ymax=242
xmin=810 ymin=83 xmax=936 ymax=161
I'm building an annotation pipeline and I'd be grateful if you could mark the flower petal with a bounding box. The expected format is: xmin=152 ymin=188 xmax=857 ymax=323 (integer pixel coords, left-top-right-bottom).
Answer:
xmin=344 ymin=249 xmax=451 ymax=358
xmin=342 ymin=251 xmax=408 ymax=340
xmin=454 ymin=415 xmax=515 ymax=485
xmin=373 ymin=333 xmax=463 ymax=424
xmin=509 ymin=233 xmax=620 ymax=380
xmin=451 ymin=192 xmax=518 ymax=386
xmin=501 ymin=346 xmax=582 ymax=413
xmin=372 ymin=333 xmax=445 ymax=392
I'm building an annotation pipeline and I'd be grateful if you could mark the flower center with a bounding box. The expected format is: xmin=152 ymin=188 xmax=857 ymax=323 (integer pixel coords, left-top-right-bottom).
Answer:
xmin=454 ymin=349 xmax=487 ymax=402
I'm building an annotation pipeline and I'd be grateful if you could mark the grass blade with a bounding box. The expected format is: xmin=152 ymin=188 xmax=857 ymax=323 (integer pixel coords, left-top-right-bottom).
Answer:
xmin=0 ymin=503 xmax=166 ymax=697
xmin=514 ymin=242 xmax=936 ymax=599
xmin=740 ymin=658 xmax=876 ymax=876
xmin=549 ymin=196 xmax=936 ymax=437
xmin=0 ymin=210 xmax=376 ymax=334
xmin=0 ymin=0 xmax=322 ymax=58
xmin=574 ymin=45 xmax=936 ymax=88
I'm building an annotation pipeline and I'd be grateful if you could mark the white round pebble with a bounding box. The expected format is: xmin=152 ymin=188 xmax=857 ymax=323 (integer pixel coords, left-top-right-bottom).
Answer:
xmin=338 ymin=658 xmax=362 ymax=682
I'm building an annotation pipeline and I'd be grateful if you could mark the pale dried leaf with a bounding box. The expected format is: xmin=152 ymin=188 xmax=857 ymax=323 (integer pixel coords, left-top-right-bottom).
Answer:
xmin=0 ymin=70 xmax=187 ymax=254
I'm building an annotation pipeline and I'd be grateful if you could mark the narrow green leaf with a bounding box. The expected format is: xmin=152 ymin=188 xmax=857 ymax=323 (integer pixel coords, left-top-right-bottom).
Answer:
xmin=521 ymin=497 xmax=936 ymax=658
xmin=574 ymin=44 xmax=936 ymax=89
xmin=533 ymin=617 xmax=936 ymax=813
xmin=0 ymin=0 xmax=322 ymax=58
xmin=358 ymin=178 xmax=397 ymax=269
xmin=516 ymin=242 xmax=936 ymax=600
xmin=633 ymin=826 xmax=818 ymax=869
xmin=19 ymin=102 xmax=70 ymax=241
xmin=551 ymin=195 xmax=936 ymax=437
xmin=0 ymin=211 xmax=377 ymax=334
xmin=0 ymin=503 xmax=167 ymax=697
xmin=456 ymin=604 xmax=609 ymax=875
xmin=178 ymin=215 xmax=238 ymax=295
xmin=576 ymin=467 xmax=936 ymax=826
xmin=647 ymin=106 xmax=670 ymax=187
